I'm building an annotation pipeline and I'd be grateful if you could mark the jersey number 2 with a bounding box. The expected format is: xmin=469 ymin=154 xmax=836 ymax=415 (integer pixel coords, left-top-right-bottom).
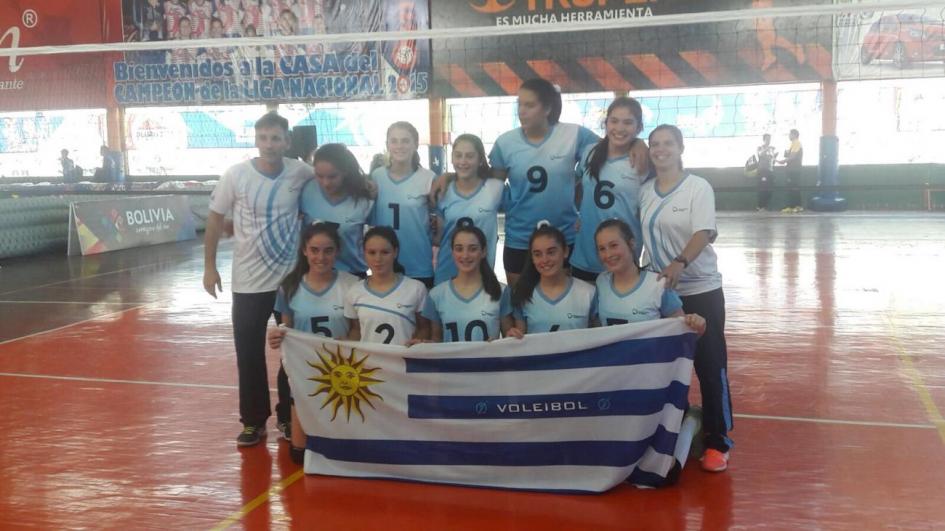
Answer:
xmin=375 ymin=323 xmax=395 ymax=344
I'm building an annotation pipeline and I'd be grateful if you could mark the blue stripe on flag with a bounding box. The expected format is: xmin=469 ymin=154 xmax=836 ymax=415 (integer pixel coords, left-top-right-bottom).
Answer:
xmin=408 ymin=381 xmax=689 ymax=419
xmin=404 ymin=334 xmax=694 ymax=373
xmin=307 ymin=424 xmax=677 ymax=467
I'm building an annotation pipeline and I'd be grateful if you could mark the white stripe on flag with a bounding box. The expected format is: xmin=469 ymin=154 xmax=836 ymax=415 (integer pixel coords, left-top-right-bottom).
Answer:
xmin=284 ymin=318 xmax=695 ymax=492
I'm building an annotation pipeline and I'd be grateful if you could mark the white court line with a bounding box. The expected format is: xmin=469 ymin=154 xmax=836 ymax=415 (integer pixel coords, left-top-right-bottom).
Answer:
xmin=0 ymin=306 xmax=147 ymax=347
xmin=0 ymin=263 xmax=158 ymax=296
xmin=734 ymin=412 xmax=936 ymax=430
xmin=0 ymin=300 xmax=149 ymax=305
xmin=0 ymin=367 xmax=935 ymax=430
xmin=0 ymin=372 xmax=240 ymax=390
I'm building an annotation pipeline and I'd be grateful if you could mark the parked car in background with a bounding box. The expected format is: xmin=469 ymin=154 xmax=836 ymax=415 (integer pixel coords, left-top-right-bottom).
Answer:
xmin=860 ymin=13 xmax=945 ymax=68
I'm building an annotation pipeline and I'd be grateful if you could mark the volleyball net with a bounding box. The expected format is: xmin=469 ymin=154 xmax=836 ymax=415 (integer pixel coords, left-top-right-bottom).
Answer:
xmin=2 ymin=0 xmax=945 ymax=178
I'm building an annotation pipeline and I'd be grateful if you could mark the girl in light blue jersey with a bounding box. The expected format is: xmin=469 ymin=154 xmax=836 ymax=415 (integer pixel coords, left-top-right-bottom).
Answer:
xmin=511 ymin=224 xmax=595 ymax=334
xmin=590 ymin=218 xmax=705 ymax=332
xmin=489 ymin=78 xmax=599 ymax=286
xmin=300 ymin=143 xmax=374 ymax=277
xmin=423 ymin=224 xmax=520 ymax=342
xmin=432 ymin=134 xmax=504 ymax=285
xmin=572 ymin=97 xmax=648 ymax=282
xmin=370 ymin=121 xmax=435 ymax=287
xmin=267 ymin=222 xmax=359 ymax=464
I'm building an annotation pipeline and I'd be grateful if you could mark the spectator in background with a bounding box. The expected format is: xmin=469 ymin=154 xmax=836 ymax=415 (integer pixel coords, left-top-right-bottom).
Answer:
xmin=778 ymin=129 xmax=804 ymax=213
xmin=60 ymin=149 xmax=76 ymax=182
xmin=100 ymin=145 xmax=125 ymax=189
xmin=755 ymin=134 xmax=777 ymax=211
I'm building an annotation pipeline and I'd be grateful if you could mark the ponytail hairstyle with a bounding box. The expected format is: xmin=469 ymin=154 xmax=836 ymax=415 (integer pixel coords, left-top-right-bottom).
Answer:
xmin=312 ymin=143 xmax=373 ymax=202
xmin=386 ymin=121 xmax=421 ymax=171
xmin=451 ymin=222 xmax=501 ymax=301
xmin=593 ymin=218 xmax=640 ymax=271
xmin=363 ymin=225 xmax=406 ymax=274
xmin=451 ymin=133 xmax=492 ymax=181
xmin=584 ymin=97 xmax=644 ymax=182
xmin=281 ymin=222 xmax=343 ymax=301
xmin=511 ymin=222 xmax=569 ymax=309
xmin=648 ymin=124 xmax=685 ymax=171
xmin=520 ymin=78 xmax=562 ymax=125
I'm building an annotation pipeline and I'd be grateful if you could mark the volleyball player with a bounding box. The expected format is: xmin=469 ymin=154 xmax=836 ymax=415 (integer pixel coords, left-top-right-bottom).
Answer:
xmin=640 ymin=124 xmax=733 ymax=473
xmin=370 ymin=122 xmax=436 ymax=288
xmin=267 ymin=223 xmax=358 ymax=463
xmin=571 ymin=97 xmax=648 ymax=282
xmin=203 ymin=111 xmax=313 ymax=448
xmin=423 ymin=225 xmax=520 ymax=342
xmin=344 ymin=227 xmax=431 ymax=345
xmin=300 ymin=144 xmax=374 ymax=277
xmin=432 ymin=134 xmax=504 ymax=286
xmin=591 ymin=219 xmax=705 ymax=333
xmin=511 ymin=224 xmax=595 ymax=334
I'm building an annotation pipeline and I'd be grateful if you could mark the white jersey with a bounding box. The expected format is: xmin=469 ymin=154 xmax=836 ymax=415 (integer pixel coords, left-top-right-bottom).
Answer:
xmin=513 ymin=277 xmax=596 ymax=333
xmin=370 ymin=167 xmax=435 ymax=278
xmin=275 ymin=271 xmax=359 ymax=339
xmin=209 ymin=158 xmax=312 ymax=293
xmin=423 ymin=282 xmax=512 ymax=342
xmin=639 ymin=174 xmax=722 ymax=296
xmin=344 ymin=275 xmax=429 ymax=345
xmin=299 ymin=181 xmax=374 ymax=274
xmin=593 ymin=271 xmax=683 ymax=326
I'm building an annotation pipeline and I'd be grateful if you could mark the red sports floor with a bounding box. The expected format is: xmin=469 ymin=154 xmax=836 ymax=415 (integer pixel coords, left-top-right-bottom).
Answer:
xmin=1 ymin=212 xmax=943 ymax=530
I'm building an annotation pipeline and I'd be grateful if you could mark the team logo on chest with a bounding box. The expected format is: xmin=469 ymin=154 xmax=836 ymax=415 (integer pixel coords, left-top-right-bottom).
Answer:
xmin=308 ymin=344 xmax=384 ymax=422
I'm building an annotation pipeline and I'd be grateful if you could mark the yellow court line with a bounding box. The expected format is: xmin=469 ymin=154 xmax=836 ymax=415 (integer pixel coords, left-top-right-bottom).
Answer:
xmin=210 ymin=468 xmax=305 ymax=531
xmin=885 ymin=312 xmax=945 ymax=446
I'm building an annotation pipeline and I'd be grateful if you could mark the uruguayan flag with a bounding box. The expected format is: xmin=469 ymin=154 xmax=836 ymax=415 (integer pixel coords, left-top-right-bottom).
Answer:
xmin=282 ymin=318 xmax=696 ymax=493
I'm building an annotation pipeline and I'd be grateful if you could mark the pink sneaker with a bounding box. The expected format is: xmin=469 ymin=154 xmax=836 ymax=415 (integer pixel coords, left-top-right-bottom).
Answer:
xmin=700 ymin=449 xmax=729 ymax=472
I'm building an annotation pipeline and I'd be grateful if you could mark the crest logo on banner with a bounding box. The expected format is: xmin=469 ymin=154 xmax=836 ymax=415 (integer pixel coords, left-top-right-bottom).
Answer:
xmin=308 ymin=344 xmax=384 ymax=422
xmin=470 ymin=0 xmax=515 ymax=14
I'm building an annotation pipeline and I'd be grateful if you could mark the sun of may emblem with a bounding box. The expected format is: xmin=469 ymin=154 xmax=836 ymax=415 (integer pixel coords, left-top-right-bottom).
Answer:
xmin=308 ymin=344 xmax=384 ymax=422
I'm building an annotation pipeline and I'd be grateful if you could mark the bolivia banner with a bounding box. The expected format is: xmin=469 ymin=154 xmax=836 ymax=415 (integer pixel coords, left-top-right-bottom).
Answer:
xmin=282 ymin=318 xmax=696 ymax=493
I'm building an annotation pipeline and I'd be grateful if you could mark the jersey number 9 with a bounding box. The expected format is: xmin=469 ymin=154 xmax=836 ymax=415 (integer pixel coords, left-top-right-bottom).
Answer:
xmin=526 ymin=166 xmax=548 ymax=193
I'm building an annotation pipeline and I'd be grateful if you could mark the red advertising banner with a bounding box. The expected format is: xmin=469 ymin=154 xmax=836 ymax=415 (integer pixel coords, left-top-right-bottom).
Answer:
xmin=0 ymin=1 xmax=114 ymax=111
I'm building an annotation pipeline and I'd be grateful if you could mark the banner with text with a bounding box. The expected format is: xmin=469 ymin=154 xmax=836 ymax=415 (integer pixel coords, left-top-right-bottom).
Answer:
xmin=68 ymin=195 xmax=196 ymax=255
xmin=0 ymin=1 xmax=110 ymax=111
xmin=431 ymin=0 xmax=834 ymax=97
xmin=283 ymin=318 xmax=696 ymax=492
xmin=114 ymin=0 xmax=430 ymax=105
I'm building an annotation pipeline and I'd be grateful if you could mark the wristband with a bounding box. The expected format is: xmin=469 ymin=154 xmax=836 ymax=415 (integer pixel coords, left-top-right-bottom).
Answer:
xmin=673 ymin=255 xmax=689 ymax=268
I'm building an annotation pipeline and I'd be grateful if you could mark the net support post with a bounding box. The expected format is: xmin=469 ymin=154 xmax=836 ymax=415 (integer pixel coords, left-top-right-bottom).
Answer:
xmin=428 ymin=97 xmax=448 ymax=175
xmin=811 ymin=80 xmax=846 ymax=212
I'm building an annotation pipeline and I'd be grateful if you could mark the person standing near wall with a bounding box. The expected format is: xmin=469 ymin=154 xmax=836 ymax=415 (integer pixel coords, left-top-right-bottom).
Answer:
xmin=755 ymin=134 xmax=777 ymax=211
xmin=778 ymin=129 xmax=804 ymax=213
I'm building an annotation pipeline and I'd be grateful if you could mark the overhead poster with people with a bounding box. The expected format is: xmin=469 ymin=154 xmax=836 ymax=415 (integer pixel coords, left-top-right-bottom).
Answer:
xmin=114 ymin=0 xmax=431 ymax=105
xmin=431 ymin=0 xmax=834 ymax=97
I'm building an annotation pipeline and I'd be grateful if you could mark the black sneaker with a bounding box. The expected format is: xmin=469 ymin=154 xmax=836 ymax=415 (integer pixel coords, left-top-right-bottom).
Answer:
xmin=276 ymin=421 xmax=291 ymax=442
xmin=236 ymin=425 xmax=266 ymax=447
xmin=290 ymin=446 xmax=305 ymax=465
